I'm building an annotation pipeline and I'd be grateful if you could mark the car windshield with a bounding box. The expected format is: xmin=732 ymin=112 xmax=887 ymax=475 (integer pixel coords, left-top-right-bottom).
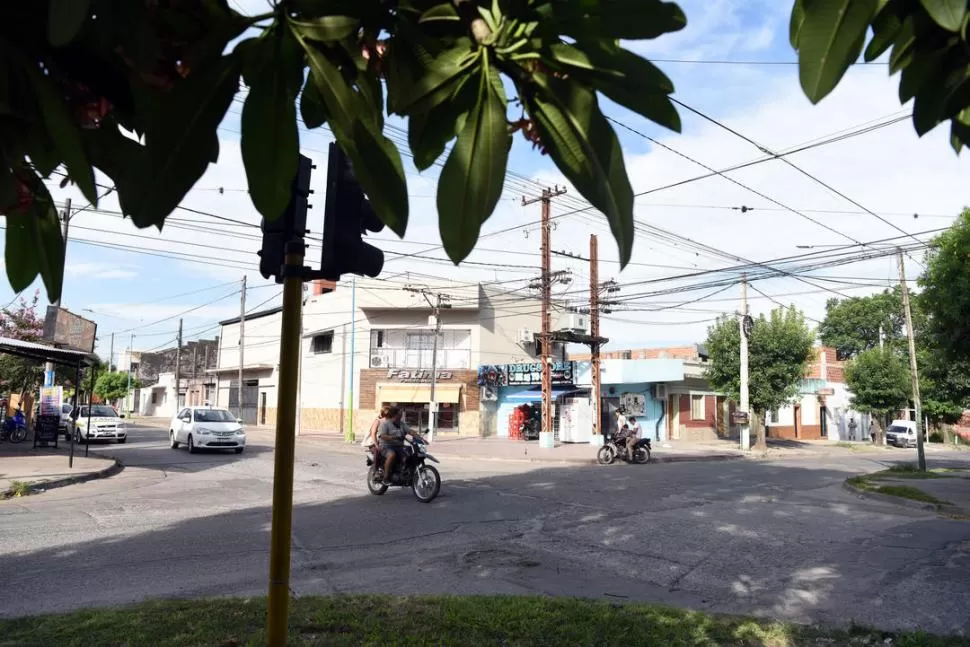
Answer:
xmin=888 ymin=425 xmax=910 ymax=433
xmin=82 ymin=406 xmax=118 ymax=418
xmin=193 ymin=409 xmax=236 ymax=423
xmin=62 ymin=404 xmax=73 ymax=414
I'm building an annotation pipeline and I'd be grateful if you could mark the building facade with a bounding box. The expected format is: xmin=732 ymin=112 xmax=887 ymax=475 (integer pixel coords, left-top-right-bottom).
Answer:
xmin=120 ymin=339 xmax=218 ymax=415
xmin=211 ymin=307 xmax=283 ymax=426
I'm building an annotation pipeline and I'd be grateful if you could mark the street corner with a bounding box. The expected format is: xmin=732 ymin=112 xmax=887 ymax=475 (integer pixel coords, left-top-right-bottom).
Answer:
xmin=0 ymin=446 xmax=122 ymax=500
xmin=842 ymin=466 xmax=970 ymax=517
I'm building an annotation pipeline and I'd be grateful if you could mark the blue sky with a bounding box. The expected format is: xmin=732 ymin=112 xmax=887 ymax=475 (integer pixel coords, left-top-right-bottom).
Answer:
xmin=3 ymin=0 xmax=969 ymax=362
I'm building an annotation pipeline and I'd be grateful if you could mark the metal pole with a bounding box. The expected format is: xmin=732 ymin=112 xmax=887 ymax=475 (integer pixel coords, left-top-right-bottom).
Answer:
xmin=85 ymin=363 xmax=94 ymax=457
xmin=125 ymin=333 xmax=134 ymax=415
xmin=428 ymin=295 xmax=441 ymax=442
xmin=69 ymin=361 xmax=81 ymax=467
xmin=739 ymin=274 xmax=752 ymax=451
xmin=265 ymin=241 xmax=304 ymax=646
xmin=109 ymin=332 xmax=115 ymax=372
xmin=339 ymin=323 xmax=347 ymax=438
xmin=898 ymin=249 xmax=926 ymax=471
xmin=590 ymin=235 xmax=601 ymax=440
xmin=174 ymin=319 xmax=183 ymax=413
xmin=238 ymin=275 xmax=247 ymax=419
xmin=346 ymin=277 xmax=356 ymax=442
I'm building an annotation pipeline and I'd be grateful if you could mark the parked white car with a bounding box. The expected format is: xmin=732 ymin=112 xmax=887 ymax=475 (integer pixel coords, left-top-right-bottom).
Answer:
xmin=169 ymin=406 xmax=246 ymax=454
xmin=74 ymin=405 xmax=127 ymax=444
xmin=885 ymin=419 xmax=921 ymax=448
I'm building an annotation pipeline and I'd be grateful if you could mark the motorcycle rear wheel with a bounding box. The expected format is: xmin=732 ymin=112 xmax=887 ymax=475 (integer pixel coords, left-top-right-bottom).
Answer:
xmin=10 ymin=427 xmax=26 ymax=443
xmin=633 ymin=446 xmax=650 ymax=464
xmin=597 ymin=445 xmax=616 ymax=465
xmin=367 ymin=465 xmax=388 ymax=495
xmin=412 ymin=465 xmax=441 ymax=503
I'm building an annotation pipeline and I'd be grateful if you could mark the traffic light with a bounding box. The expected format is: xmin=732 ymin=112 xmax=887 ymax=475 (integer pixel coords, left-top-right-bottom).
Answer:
xmin=258 ymin=154 xmax=313 ymax=282
xmin=320 ymin=142 xmax=385 ymax=280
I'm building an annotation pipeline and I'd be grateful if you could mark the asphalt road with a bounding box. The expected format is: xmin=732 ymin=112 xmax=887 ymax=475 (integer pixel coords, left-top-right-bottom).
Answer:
xmin=2 ymin=423 xmax=969 ymax=636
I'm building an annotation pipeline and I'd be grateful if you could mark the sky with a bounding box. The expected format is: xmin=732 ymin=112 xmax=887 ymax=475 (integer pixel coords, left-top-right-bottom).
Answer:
xmin=2 ymin=0 xmax=969 ymax=365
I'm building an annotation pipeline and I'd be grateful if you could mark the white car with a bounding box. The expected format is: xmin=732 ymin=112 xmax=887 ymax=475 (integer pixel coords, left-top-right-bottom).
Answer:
xmin=74 ymin=405 xmax=127 ymax=444
xmin=170 ymin=407 xmax=246 ymax=454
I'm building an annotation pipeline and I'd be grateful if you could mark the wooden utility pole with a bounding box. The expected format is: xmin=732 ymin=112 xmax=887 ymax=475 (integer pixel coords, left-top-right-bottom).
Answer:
xmin=174 ymin=319 xmax=183 ymax=410
xmin=739 ymin=274 xmax=753 ymax=451
xmin=523 ymin=186 xmax=566 ymax=445
xmin=898 ymin=249 xmax=926 ymax=471
xmin=589 ymin=234 xmax=602 ymax=439
xmin=238 ymin=275 xmax=246 ymax=419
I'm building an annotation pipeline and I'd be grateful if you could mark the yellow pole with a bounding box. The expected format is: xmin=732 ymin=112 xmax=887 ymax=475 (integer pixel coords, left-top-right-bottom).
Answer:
xmin=265 ymin=242 xmax=304 ymax=645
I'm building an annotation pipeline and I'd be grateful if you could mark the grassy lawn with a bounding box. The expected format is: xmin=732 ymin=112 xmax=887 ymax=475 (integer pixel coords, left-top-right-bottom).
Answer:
xmin=0 ymin=596 xmax=967 ymax=647
xmin=846 ymin=465 xmax=954 ymax=507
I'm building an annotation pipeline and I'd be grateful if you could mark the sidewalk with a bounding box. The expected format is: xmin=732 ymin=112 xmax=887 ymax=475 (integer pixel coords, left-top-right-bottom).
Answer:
xmin=0 ymin=440 xmax=119 ymax=498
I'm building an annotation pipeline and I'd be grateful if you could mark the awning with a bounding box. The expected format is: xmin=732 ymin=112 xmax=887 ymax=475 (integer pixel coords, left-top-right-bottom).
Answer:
xmin=377 ymin=383 xmax=462 ymax=404
xmin=505 ymin=386 xmax=586 ymax=402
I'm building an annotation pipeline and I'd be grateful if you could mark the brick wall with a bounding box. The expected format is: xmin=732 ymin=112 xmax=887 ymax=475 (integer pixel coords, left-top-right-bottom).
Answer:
xmin=805 ymin=346 xmax=845 ymax=383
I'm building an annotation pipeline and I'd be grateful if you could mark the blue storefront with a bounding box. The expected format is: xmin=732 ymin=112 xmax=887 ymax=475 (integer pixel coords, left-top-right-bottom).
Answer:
xmin=477 ymin=361 xmax=585 ymax=439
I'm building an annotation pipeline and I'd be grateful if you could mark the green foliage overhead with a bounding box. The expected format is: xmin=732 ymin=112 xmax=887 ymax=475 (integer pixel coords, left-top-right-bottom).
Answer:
xmin=94 ymin=371 xmax=141 ymax=402
xmin=844 ymin=347 xmax=911 ymax=420
xmin=790 ymin=0 xmax=970 ymax=154
xmin=704 ymin=306 xmax=816 ymax=416
xmin=919 ymin=208 xmax=970 ymax=360
xmin=0 ymin=0 xmax=689 ymax=302
xmin=818 ymin=288 xmax=905 ymax=361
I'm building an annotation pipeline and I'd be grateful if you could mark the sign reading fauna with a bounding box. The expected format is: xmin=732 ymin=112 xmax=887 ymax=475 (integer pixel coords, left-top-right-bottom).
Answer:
xmin=386 ymin=369 xmax=454 ymax=383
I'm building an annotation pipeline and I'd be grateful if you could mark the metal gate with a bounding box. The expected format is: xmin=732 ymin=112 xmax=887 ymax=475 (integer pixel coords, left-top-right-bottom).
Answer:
xmin=228 ymin=382 xmax=259 ymax=425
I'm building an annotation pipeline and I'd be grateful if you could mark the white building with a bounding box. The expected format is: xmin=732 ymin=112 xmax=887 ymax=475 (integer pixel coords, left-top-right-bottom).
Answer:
xmin=212 ymin=278 xmax=557 ymax=435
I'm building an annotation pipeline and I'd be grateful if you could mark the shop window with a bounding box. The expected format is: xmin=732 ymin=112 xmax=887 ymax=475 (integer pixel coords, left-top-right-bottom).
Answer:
xmin=690 ymin=394 xmax=705 ymax=420
xmin=311 ymin=331 xmax=334 ymax=354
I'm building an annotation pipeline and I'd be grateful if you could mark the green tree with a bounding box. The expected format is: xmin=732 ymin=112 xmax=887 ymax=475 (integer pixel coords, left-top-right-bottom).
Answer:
xmin=844 ymin=347 xmax=911 ymax=442
xmin=918 ymin=208 xmax=970 ymax=361
xmin=0 ymin=1 xmax=688 ymax=302
xmin=790 ymin=1 xmax=970 ymax=155
xmin=94 ymin=371 xmax=141 ymax=403
xmin=0 ymin=290 xmax=45 ymax=396
xmin=705 ymin=306 xmax=815 ymax=450
xmin=818 ymin=289 xmax=904 ymax=360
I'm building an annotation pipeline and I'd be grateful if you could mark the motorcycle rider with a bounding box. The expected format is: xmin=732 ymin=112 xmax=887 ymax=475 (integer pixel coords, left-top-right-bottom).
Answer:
xmin=625 ymin=416 xmax=642 ymax=461
xmin=377 ymin=406 xmax=424 ymax=484
xmin=363 ymin=406 xmax=391 ymax=450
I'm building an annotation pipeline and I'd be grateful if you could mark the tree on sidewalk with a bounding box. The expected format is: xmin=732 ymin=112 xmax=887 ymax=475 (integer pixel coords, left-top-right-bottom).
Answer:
xmin=705 ymin=306 xmax=815 ymax=450
xmin=844 ymin=348 xmax=911 ymax=444
xmin=818 ymin=289 xmax=904 ymax=360
xmin=0 ymin=290 xmax=45 ymax=399
xmin=919 ymin=209 xmax=970 ymax=361
xmin=94 ymin=371 xmax=141 ymax=406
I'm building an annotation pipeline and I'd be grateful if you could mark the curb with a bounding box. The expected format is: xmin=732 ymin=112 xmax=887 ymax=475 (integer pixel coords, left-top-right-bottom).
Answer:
xmin=842 ymin=480 xmax=941 ymax=512
xmin=1 ymin=457 xmax=123 ymax=500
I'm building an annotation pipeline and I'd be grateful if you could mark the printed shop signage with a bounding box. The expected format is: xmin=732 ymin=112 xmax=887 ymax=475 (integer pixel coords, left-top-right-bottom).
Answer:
xmin=478 ymin=361 xmax=574 ymax=386
xmin=386 ymin=369 xmax=454 ymax=383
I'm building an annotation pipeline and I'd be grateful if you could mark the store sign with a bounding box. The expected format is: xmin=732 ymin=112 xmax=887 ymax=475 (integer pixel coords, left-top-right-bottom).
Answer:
xmin=43 ymin=306 xmax=96 ymax=352
xmin=386 ymin=369 xmax=454 ymax=383
xmin=505 ymin=361 xmax=574 ymax=386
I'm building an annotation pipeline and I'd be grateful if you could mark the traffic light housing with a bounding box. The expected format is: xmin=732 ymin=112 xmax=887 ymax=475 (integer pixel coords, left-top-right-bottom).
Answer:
xmin=320 ymin=142 xmax=385 ymax=280
xmin=258 ymin=154 xmax=313 ymax=282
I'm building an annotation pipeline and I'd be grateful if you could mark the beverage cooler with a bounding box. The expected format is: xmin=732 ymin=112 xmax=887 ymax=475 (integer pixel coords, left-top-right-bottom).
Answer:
xmin=558 ymin=397 xmax=593 ymax=443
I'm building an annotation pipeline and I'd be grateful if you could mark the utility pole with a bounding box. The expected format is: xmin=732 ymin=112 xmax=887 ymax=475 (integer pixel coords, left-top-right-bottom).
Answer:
xmin=125 ymin=333 xmax=134 ymax=414
xmin=108 ymin=332 xmax=114 ymax=372
xmin=346 ymin=277 xmax=357 ymax=442
xmin=339 ymin=323 xmax=347 ymax=439
xmin=589 ymin=234 xmax=602 ymax=440
xmin=879 ymin=324 xmax=885 ymax=350
xmin=238 ymin=275 xmax=246 ymax=420
xmin=898 ymin=249 xmax=926 ymax=471
xmin=739 ymin=274 xmax=752 ymax=452
xmin=523 ymin=186 xmax=566 ymax=446
xmin=174 ymin=319 xmax=183 ymax=411
xmin=45 ymin=198 xmax=72 ymax=385
xmin=405 ymin=286 xmax=451 ymax=443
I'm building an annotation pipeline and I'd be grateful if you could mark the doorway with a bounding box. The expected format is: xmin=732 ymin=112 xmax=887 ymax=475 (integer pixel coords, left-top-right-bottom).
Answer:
xmin=668 ymin=394 xmax=681 ymax=440
xmin=793 ymin=403 xmax=802 ymax=439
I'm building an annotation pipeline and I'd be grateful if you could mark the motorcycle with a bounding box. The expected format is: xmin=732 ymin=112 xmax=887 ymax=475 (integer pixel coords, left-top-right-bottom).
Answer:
xmin=0 ymin=410 xmax=27 ymax=443
xmin=597 ymin=431 xmax=651 ymax=465
xmin=366 ymin=435 xmax=442 ymax=503
xmin=519 ymin=418 xmax=540 ymax=441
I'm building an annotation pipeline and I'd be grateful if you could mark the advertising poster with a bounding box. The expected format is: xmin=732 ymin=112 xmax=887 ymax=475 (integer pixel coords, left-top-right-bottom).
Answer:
xmin=40 ymin=386 xmax=63 ymax=415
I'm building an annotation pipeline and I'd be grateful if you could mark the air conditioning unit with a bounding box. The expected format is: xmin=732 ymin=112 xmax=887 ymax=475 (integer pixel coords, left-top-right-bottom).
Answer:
xmin=517 ymin=328 xmax=535 ymax=344
xmin=371 ymin=353 xmax=389 ymax=368
xmin=653 ymin=384 xmax=666 ymax=400
xmin=556 ymin=312 xmax=588 ymax=334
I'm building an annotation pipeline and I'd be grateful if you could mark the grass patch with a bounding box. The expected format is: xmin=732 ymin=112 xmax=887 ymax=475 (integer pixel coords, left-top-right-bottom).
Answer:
xmin=847 ymin=473 xmax=951 ymax=507
xmin=5 ymin=480 xmax=32 ymax=498
xmin=876 ymin=485 xmax=950 ymax=505
xmin=0 ymin=596 xmax=967 ymax=647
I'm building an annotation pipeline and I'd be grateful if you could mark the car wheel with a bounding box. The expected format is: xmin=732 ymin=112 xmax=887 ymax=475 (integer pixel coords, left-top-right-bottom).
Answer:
xmin=117 ymin=437 xmax=126 ymax=444
xmin=234 ymin=447 xmax=244 ymax=454
xmin=187 ymin=435 xmax=197 ymax=454
xmin=169 ymin=431 xmax=179 ymax=449
xmin=75 ymin=430 xmax=86 ymax=445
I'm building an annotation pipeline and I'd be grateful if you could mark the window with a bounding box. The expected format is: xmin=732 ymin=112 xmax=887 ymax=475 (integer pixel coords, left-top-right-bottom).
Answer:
xmin=690 ymin=394 xmax=705 ymax=420
xmin=151 ymin=392 xmax=158 ymax=404
xmin=311 ymin=331 xmax=334 ymax=354
xmin=770 ymin=409 xmax=780 ymax=424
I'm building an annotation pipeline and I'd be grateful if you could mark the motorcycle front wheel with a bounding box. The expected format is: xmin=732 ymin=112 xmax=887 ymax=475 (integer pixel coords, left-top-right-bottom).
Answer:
xmin=633 ymin=446 xmax=651 ymax=464
xmin=366 ymin=465 xmax=388 ymax=495
xmin=10 ymin=427 xmax=26 ymax=443
xmin=597 ymin=445 xmax=616 ymax=465
xmin=412 ymin=465 xmax=441 ymax=503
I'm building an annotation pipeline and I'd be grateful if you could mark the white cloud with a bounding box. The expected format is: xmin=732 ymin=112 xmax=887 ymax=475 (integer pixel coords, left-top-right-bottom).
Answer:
xmin=69 ymin=263 xmax=138 ymax=280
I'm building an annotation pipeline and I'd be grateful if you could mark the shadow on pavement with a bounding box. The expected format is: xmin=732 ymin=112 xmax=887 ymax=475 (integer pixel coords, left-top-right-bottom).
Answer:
xmin=1 ymin=457 xmax=969 ymax=637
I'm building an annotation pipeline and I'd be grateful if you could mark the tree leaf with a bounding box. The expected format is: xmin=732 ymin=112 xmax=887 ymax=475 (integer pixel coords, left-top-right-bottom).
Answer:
xmin=408 ymin=71 xmax=475 ymax=170
xmin=124 ymin=56 xmax=241 ymax=228
xmin=420 ymin=4 xmax=459 ymax=22
xmin=437 ymin=63 xmax=510 ymax=263
xmin=919 ymin=0 xmax=967 ymax=31
xmin=48 ymin=0 xmax=91 ymax=47
xmin=796 ymin=0 xmax=879 ymax=103
xmin=242 ymin=29 xmax=302 ymax=222
xmin=3 ymin=171 xmax=63 ymax=301
xmin=553 ymin=0 xmax=687 ymax=40
xmin=548 ymin=41 xmax=681 ymax=132
xmin=24 ymin=61 xmax=98 ymax=206
xmin=392 ymin=39 xmax=476 ymax=114
xmin=288 ymin=16 xmax=360 ymax=42
xmin=525 ymin=73 xmax=634 ymax=266
xmin=296 ymin=28 xmax=408 ymax=234
xmin=790 ymin=0 xmax=806 ymax=47
xmin=889 ymin=16 xmax=917 ymax=74
xmin=300 ymin=74 xmax=329 ymax=128
xmin=865 ymin=1 xmax=903 ymax=61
